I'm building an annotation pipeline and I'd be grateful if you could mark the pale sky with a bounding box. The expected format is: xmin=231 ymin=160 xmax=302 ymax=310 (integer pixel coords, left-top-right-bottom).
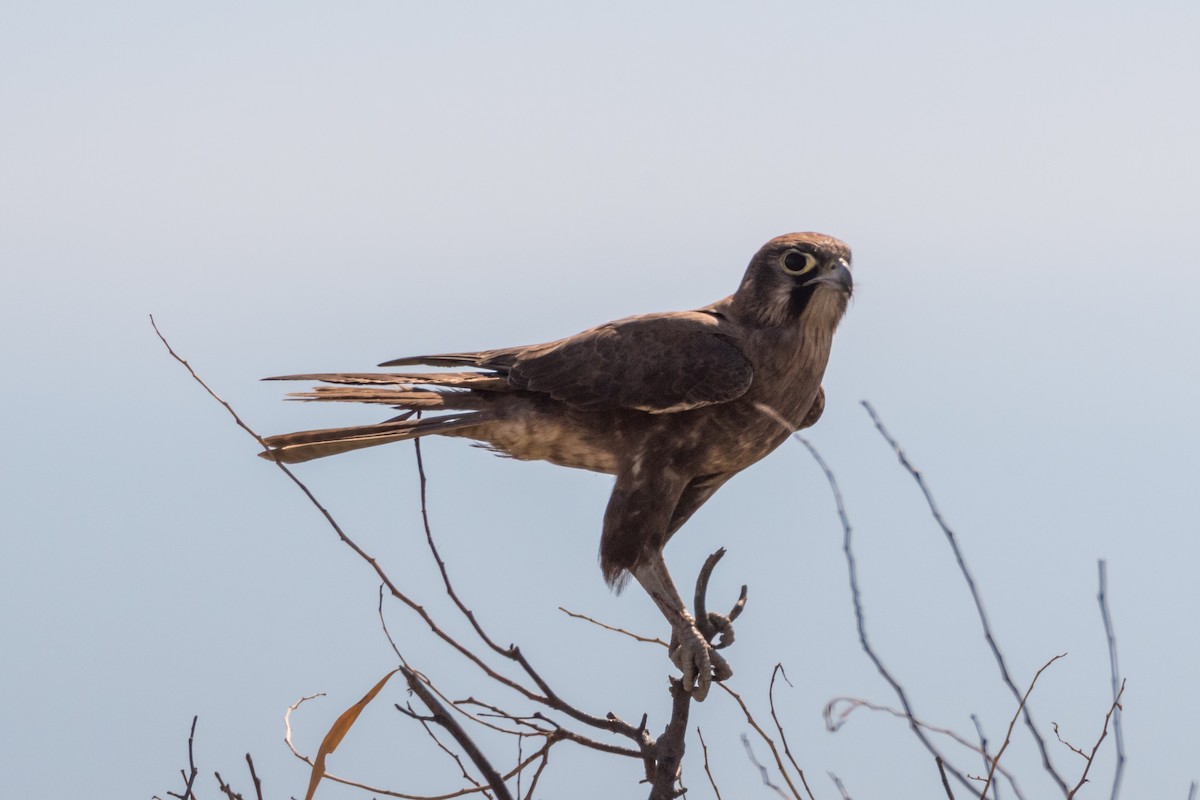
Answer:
xmin=3 ymin=2 xmax=1198 ymax=798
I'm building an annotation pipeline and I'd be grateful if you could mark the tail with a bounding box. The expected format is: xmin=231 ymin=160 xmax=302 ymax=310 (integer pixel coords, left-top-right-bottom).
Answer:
xmin=259 ymin=412 xmax=490 ymax=463
xmin=259 ymin=370 xmax=507 ymax=464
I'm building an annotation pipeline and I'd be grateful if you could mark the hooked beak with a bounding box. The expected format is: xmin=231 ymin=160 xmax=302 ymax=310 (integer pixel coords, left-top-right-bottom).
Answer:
xmin=804 ymin=258 xmax=853 ymax=294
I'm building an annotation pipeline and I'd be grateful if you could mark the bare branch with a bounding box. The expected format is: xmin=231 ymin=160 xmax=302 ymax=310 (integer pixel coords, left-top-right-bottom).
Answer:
xmin=722 ymin=684 xmax=808 ymax=800
xmin=242 ymin=754 xmax=262 ymax=800
xmin=215 ymin=770 xmax=244 ymax=800
xmin=696 ymin=728 xmax=722 ymax=800
xmin=1052 ymin=722 xmax=1089 ymax=759
xmin=408 ymin=433 xmax=648 ymax=743
xmin=415 ymin=715 xmax=492 ymax=799
xmin=1067 ymin=681 xmax=1126 ymax=799
xmin=166 ymin=716 xmax=200 ymax=800
xmin=971 ymin=714 xmax=999 ymax=800
xmin=796 ymin=433 xmax=973 ymax=795
xmin=860 ymin=401 xmax=1070 ymax=795
xmin=768 ymin=665 xmax=816 ymax=800
xmin=980 ymin=653 xmax=1067 ymax=798
xmin=1097 ymin=560 xmax=1126 ymax=800
xmin=936 ymin=757 xmax=955 ymax=799
xmin=647 ymin=680 xmax=692 ymax=800
xmin=828 ymin=772 xmax=853 ymax=800
xmin=740 ymin=734 xmax=791 ymax=799
xmin=558 ymin=607 xmax=668 ymax=647
xmin=403 ymin=667 xmax=515 ymax=800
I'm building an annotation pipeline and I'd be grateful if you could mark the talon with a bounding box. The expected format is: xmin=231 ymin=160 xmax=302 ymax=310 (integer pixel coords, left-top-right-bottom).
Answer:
xmin=669 ymin=620 xmax=728 ymax=700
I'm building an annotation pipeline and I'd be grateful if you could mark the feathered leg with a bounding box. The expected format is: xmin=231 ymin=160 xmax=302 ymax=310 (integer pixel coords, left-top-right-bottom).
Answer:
xmin=632 ymin=554 xmax=730 ymax=701
xmin=602 ymin=469 xmax=730 ymax=700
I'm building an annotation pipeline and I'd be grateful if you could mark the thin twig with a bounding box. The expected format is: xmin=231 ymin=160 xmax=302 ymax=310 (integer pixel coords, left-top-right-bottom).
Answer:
xmin=861 ymin=401 xmax=1069 ymax=796
xmin=768 ymin=665 xmax=816 ymax=800
xmin=722 ymin=684 xmax=807 ymax=800
xmin=980 ymin=654 xmax=1067 ymax=798
xmin=971 ymin=714 xmax=998 ymax=800
xmin=169 ymin=716 xmax=200 ymax=800
xmin=740 ymin=734 xmax=790 ymax=799
xmin=558 ymin=607 xmax=668 ymax=646
xmin=415 ymin=715 xmax=492 ymax=799
xmin=1067 ymin=681 xmax=1126 ymax=799
xmin=1052 ymin=722 xmax=1088 ymax=758
xmin=215 ymin=771 xmax=244 ymax=800
xmin=697 ymin=728 xmax=722 ymax=800
xmin=828 ymin=772 xmax=853 ymax=800
xmin=1097 ymin=560 xmax=1125 ymax=800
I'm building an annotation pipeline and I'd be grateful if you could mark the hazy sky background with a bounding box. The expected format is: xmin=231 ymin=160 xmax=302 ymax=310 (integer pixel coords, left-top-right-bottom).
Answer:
xmin=3 ymin=2 xmax=1198 ymax=798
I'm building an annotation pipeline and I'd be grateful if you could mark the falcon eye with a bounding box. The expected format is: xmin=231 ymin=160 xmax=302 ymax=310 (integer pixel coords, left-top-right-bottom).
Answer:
xmin=780 ymin=249 xmax=818 ymax=276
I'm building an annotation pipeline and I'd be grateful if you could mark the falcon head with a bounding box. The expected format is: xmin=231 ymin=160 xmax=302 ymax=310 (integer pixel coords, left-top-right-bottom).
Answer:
xmin=731 ymin=233 xmax=853 ymax=329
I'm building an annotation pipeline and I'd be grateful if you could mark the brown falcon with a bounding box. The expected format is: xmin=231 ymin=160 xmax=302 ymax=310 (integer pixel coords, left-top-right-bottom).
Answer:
xmin=261 ymin=232 xmax=853 ymax=699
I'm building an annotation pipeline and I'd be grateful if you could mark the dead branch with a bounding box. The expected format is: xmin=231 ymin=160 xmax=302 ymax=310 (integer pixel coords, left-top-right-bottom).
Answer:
xmin=740 ymin=733 xmax=791 ymax=799
xmin=558 ymin=607 xmax=668 ymax=647
xmin=165 ymin=716 xmax=200 ymax=800
xmin=980 ymin=653 xmax=1067 ymax=798
xmin=1067 ymin=681 xmax=1125 ymax=799
xmin=936 ymin=757 xmax=955 ymax=799
xmin=245 ymin=754 xmax=263 ymax=800
xmin=796 ymin=433 xmax=975 ymax=796
xmin=403 ymin=667 xmax=515 ymax=800
xmin=721 ymin=682 xmax=810 ymax=800
xmin=861 ymin=401 xmax=1069 ymax=795
xmin=647 ymin=680 xmax=692 ymax=800
xmin=971 ymin=714 xmax=999 ymax=800
xmin=828 ymin=771 xmax=853 ymax=799
xmin=697 ymin=727 xmax=723 ymax=800
xmin=1097 ymin=560 xmax=1125 ymax=800
xmin=216 ymin=770 xmax=245 ymax=800
xmin=768 ymin=665 xmax=816 ymax=800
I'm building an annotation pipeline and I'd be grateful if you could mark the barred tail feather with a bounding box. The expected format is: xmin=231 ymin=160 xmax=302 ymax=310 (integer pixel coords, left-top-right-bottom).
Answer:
xmin=259 ymin=412 xmax=490 ymax=464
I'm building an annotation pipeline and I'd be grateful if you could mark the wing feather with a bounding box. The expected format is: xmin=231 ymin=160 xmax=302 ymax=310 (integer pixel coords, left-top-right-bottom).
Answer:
xmin=507 ymin=314 xmax=752 ymax=412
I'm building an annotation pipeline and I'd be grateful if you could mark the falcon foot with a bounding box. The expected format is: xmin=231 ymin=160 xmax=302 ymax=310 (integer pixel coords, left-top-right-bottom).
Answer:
xmin=672 ymin=548 xmax=747 ymax=701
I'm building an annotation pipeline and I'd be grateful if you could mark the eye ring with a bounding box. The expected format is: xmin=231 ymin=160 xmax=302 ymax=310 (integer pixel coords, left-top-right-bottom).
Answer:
xmin=780 ymin=249 xmax=818 ymax=276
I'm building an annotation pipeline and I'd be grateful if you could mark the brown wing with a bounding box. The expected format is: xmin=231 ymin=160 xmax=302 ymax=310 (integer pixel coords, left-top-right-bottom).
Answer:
xmin=503 ymin=314 xmax=753 ymax=413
